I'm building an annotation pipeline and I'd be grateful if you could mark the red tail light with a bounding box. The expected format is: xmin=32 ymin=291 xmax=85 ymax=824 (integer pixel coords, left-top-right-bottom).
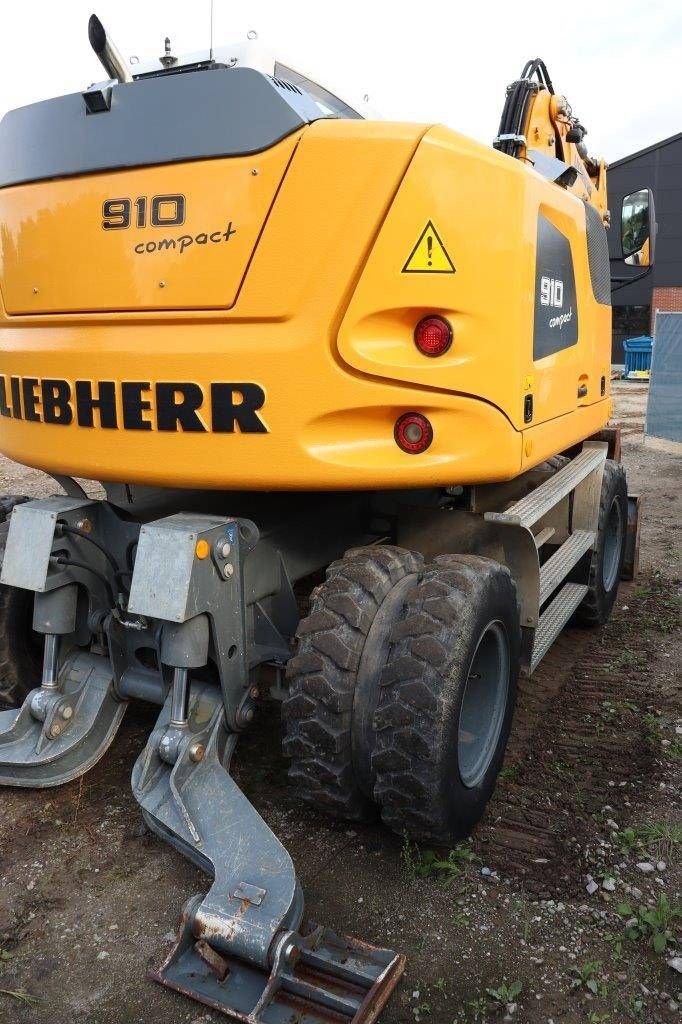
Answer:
xmin=414 ymin=315 xmax=452 ymax=357
xmin=394 ymin=413 xmax=433 ymax=454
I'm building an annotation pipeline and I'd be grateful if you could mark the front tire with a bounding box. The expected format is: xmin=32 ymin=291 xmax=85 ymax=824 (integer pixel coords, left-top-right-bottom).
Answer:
xmin=574 ymin=459 xmax=628 ymax=627
xmin=0 ymin=496 xmax=41 ymax=709
xmin=372 ymin=555 xmax=520 ymax=844
xmin=282 ymin=545 xmax=423 ymax=821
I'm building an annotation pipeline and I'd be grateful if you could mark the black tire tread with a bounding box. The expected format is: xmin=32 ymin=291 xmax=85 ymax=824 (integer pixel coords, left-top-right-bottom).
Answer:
xmin=0 ymin=586 xmax=34 ymax=707
xmin=282 ymin=545 xmax=423 ymax=820
xmin=0 ymin=496 xmax=40 ymax=708
xmin=575 ymin=459 xmax=628 ymax=626
xmin=373 ymin=554 xmax=518 ymax=843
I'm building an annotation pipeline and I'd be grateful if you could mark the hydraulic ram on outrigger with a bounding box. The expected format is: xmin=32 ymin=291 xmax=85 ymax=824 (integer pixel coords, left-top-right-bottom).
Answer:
xmin=0 ymin=496 xmax=404 ymax=1023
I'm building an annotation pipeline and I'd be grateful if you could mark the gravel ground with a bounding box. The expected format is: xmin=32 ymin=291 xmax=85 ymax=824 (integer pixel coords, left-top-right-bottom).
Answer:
xmin=0 ymin=381 xmax=679 ymax=1024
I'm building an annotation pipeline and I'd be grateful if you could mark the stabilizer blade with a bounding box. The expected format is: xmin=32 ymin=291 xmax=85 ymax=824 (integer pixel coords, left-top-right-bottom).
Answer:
xmin=0 ymin=652 xmax=126 ymax=787
xmin=154 ymin=906 xmax=405 ymax=1024
xmin=133 ymin=686 xmax=405 ymax=1023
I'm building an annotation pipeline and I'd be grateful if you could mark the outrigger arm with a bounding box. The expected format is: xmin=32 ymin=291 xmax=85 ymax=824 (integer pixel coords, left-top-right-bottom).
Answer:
xmin=0 ymin=497 xmax=404 ymax=1023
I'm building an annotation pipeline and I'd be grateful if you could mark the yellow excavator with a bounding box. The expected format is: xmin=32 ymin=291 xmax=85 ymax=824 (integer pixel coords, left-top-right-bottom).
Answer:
xmin=0 ymin=17 xmax=653 ymax=1023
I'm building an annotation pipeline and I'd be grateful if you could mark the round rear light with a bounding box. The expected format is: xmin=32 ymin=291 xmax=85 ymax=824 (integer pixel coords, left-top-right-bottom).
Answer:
xmin=414 ymin=315 xmax=453 ymax=357
xmin=394 ymin=412 xmax=433 ymax=454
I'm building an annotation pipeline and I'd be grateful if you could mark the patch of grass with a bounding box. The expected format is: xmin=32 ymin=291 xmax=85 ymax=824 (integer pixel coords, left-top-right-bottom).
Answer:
xmin=643 ymin=714 xmax=682 ymax=761
xmin=604 ymin=929 xmax=625 ymax=961
xmin=616 ymin=893 xmax=681 ymax=954
xmin=613 ymin=827 xmax=640 ymax=855
xmin=0 ymin=988 xmax=39 ymax=1005
xmin=402 ymin=838 xmax=477 ymax=886
xmin=664 ymin=738 xmax=682 ymax=763
xmin=551 ymin=758 xmax=572 ymax=778
xmin=644 ymin=713 xmax=665 ymax=747
xmin=522 ymin=913 xmax=533 ymax=943
xmin=485 ymin=980 xmax=523 ymax=1005
xmin=411 ymin=979 xmax=433 ymax=1021
xmin=459 ymin=995 xmax=487 ymax=1022
xmin=636 ymin=821 xmax=682 ymax=857
xmin=568 ymin=960 xmax=608 ymax=997
xmin=601 ymin=698 xmax=638 ymax=716
xmin=607 ymin=650 xmax=647 ymax=673
xmin=615 ymin=820 xmax=681 ymax=858
xmin=631 ymin=574 xmax=680 ymax=634
xmin=499 ymin=763 xmax=520 ymax=782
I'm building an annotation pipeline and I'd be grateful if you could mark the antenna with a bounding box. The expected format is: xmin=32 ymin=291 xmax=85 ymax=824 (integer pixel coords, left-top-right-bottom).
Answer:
xmin=209 ymin=0 xmax=214 ymax=62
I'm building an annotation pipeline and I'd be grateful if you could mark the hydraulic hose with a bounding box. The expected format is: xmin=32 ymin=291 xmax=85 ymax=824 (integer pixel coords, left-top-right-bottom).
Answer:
xmin=57 ymin=523 xmax=130 ymax=594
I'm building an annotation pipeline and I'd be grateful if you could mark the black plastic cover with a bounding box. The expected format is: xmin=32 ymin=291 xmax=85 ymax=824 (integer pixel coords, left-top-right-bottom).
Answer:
xmin=533 ymin=214 xmax=579 ymax=360
xmin=584 ymin=201 xmax=612 ymax=306
xmin=0 ymin=68 xmax=324 ymax=188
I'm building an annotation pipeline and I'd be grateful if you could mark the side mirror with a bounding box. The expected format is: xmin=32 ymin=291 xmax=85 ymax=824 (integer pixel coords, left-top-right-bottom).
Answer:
xmin=621 ymin=188 xmax=656 ymax=267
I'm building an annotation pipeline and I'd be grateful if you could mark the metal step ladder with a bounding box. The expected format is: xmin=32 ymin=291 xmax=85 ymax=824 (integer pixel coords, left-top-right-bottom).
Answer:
xmin=485 ymin=445 xmax=605 ymax=529
xmin=530 ymin=582 xmax=589 ymax=672
xmin=485 ymin=442 xmax=607 ymax=672
xmin=538 ymin=529 xmax=594 ymax=605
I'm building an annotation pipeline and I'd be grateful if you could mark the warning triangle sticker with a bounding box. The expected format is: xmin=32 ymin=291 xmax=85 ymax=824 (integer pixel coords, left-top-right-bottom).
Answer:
xmin=402 ymin=220 xmax=455 ymax=274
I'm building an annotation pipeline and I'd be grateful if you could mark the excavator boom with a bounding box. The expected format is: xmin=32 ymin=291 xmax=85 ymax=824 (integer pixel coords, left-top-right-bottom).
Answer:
xmin=495 ymin=58 xmax=608 ymax=224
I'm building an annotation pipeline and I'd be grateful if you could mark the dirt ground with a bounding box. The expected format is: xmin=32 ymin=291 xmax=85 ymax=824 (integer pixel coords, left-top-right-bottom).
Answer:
xmin=0 ymin=382 xmax=679 ymax=1024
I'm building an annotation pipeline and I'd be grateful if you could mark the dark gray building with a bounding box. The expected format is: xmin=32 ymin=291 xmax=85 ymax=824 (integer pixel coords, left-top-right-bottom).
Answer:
xmin=607 ymin=132 xmax=682 ymax=362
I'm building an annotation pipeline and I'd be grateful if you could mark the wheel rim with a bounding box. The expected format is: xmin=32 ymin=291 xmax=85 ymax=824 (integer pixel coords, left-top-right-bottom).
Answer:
xmin=458 ymin=620 xmax=510 ymax=789
xmin=602 ymin=496 xmax=624 ymax=592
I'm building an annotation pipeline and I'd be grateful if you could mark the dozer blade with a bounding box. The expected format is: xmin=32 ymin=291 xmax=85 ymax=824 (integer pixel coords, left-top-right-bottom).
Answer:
xmin=133 ymin=685 xmax=405 ymax=1024
xmin=0 ymin=651 xmax=126 ymax=787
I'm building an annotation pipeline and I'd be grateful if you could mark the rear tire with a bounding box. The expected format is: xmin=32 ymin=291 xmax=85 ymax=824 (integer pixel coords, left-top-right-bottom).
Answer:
xmin=372 ymin=555 xmax=520 ymax=844
xmin=282 ymin=545 xmax=423 ymax=821
xmin=574 ymin=459 xmax=628 ymax=627
xmin=0 ymin=496 xmax=41 ymax=709
xmin=0 ymin=586 xmax=41 ymax=709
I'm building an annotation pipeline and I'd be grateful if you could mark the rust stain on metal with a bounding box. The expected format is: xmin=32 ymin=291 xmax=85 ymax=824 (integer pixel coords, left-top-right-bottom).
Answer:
xmin=235 ymin=897 xmax=251 ymax=918
xmin=153 ymin=974 xmax=252 ymax=1022
xmin=195 ymin=938 xmax=231 ymax=982
xmin=355 ymin=953 xmax=406 ymax=1024
xmin=294 ymin=962 xmax=363 ymax=998
xmin=194 ymin=909 xmax=243 ymax=944
xmin=151 ymin=912 xmax=405 ymax=1024
xmin=277 ymin=992 xmax=347 ymax=1024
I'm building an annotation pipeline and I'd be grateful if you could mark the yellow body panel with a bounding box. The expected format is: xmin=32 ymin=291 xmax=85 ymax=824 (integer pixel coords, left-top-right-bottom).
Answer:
xmin=337 ymin=126 xmax=611 ymax=430
xmin=0 ymin=135 xmax=302 ymax=313
xmin=0 ymin=118 xmax=611 ymax=490
xmin=524 ymin=90 xmax=608 ymax=222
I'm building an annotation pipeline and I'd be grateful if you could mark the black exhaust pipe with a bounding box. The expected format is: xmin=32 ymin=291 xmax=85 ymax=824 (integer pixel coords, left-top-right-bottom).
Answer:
xmin=88 ymin=13 xmax=133 ymax=83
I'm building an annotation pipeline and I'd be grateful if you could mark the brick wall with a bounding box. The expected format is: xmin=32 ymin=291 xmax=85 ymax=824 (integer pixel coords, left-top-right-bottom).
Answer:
xmin=652 ymin=287 xmax=682 ymax=328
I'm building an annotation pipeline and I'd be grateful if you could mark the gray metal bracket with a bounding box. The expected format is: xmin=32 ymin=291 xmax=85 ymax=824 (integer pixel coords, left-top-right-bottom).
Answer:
xmin=133 ymin=685 xmax=405 ymax=1022
xmin=527 ymin=148 xmax=579 ymax=187
xmin=1 ymin=497 xmax=95 ymax=593
xmin=0 ymin=651 xmax=126 ymax=787
xmin=133 ymin=686 xmax=301 ymax=959
xmin=127 ymin=514 xmax=259 ymax=731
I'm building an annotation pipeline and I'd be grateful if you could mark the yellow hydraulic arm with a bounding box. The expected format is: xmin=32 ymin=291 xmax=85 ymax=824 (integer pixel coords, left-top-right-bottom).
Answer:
xmin=494 ymin=58 xmax=608 ymax=225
